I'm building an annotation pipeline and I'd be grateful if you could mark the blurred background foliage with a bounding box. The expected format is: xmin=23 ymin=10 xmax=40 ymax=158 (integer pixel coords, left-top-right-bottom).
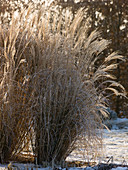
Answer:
xmin=0 ymin=0 xmax=128 ymax=117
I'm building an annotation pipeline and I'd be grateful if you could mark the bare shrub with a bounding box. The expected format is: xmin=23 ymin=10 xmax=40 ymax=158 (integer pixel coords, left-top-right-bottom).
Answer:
xmin=0 ymin=5 xmax=126 ymax=164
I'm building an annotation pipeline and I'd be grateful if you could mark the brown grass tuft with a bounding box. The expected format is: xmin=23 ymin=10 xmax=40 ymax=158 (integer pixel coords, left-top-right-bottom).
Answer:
xmin=0 ymin=5 xmax=126 ymax=165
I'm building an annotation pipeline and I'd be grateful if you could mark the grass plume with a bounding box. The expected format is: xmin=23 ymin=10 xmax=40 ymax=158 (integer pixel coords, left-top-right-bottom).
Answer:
xmin=0 ymin=5 xmax=126 ymax=165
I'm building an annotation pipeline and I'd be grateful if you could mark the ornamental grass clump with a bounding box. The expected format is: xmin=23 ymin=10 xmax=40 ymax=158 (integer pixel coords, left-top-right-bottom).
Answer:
xmin=0 ymin=5 xmax=126 ymax=164
xmin=0 ymin=12 xmax=35 ymax=162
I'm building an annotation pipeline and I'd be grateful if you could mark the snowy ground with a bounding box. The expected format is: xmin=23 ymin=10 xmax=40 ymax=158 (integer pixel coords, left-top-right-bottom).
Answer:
xmin=67 ymin=118 xmax=128 ymax=164
xmin=102 ymin=128 xmax=128 ymax=164
xmin=0 ymin=118 xmax=128 ymax=170
xmin=0 ymin=164 xmax=128 ymax=170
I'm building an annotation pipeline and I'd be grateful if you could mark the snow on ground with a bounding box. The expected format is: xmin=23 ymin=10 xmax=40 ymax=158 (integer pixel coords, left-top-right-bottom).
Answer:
xmin=0 ymin=164 xmax=128 ymax=170
xmin=67 ymin=118 xmax=128 ymax=164
xmin=101 ymin=118 xmax=128 ymax=164
xmin=0 ymin=118 xmax=128 ymax=169
xmin=111 ymin=168 xmax=128 ymax=170
xmin=102 ymin=128 xmax=128 ymax=164
xmin=66 ymin=128 xmax=128 ymax=165
xmin=0 ymin=164 xmax=7 ymax=170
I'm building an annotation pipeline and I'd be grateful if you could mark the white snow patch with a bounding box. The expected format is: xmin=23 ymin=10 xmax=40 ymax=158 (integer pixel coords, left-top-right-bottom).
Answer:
xmin=85 ymin=167 xmax=95 ymax=170
xmin=111 ymin=167 xmax=128 ymax=170
xmin=0 ymin=164 xmax=128 ymax=170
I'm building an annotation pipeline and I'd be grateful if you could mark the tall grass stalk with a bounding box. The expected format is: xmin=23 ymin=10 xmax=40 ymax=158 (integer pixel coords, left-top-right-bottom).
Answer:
xmin=0 ymin=5 xmax=126 ymax=164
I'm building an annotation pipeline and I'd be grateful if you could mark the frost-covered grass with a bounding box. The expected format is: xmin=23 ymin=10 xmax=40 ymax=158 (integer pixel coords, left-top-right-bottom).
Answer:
xmin=0 ymin=3 xmax=126 ymax=165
